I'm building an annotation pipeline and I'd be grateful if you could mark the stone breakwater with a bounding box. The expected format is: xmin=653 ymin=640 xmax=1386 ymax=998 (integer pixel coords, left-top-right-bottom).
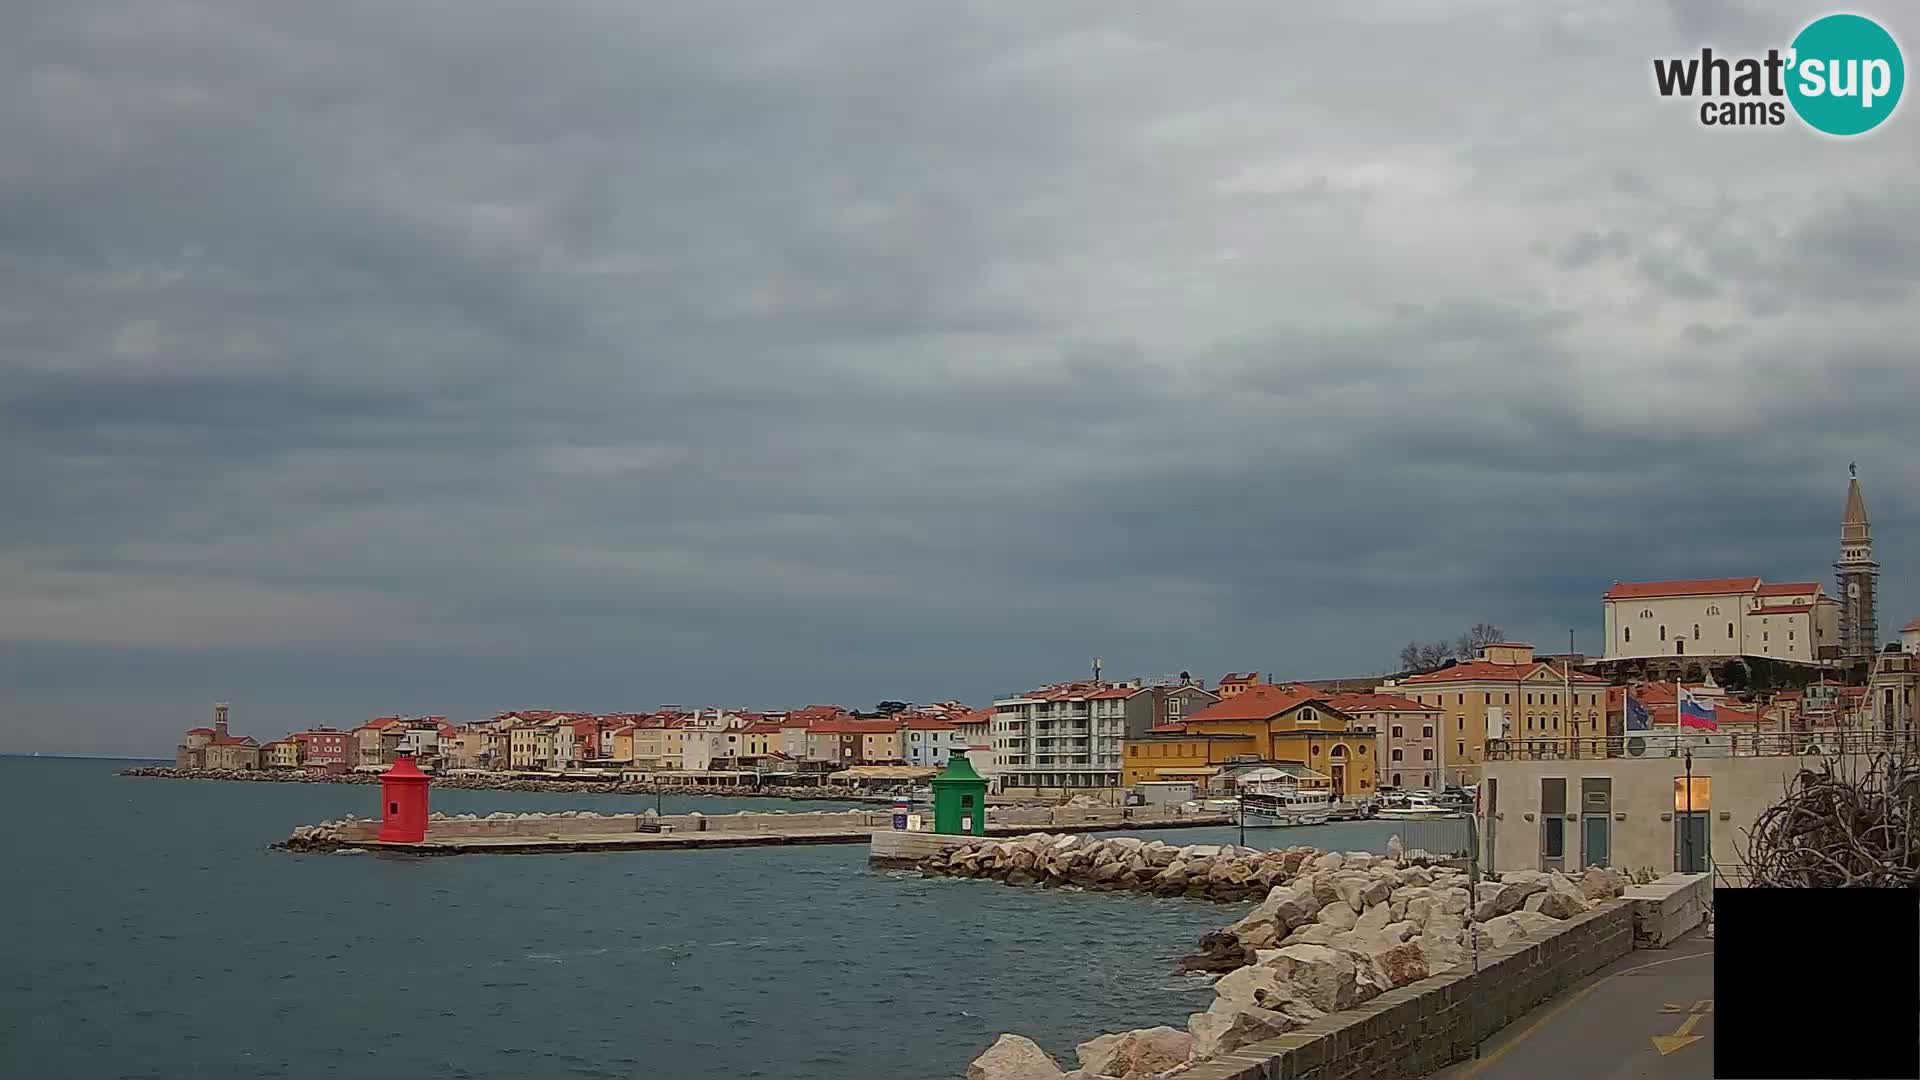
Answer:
xmin=936 ymin=835 xmax=1632 ymax=1080
xmin=119 ymin=766 xmax=885 ymax=802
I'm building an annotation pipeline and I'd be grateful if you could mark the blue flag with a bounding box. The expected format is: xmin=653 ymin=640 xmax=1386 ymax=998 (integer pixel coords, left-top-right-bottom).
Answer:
xmin=1625 ymin=694 xmax=1651 ymax=732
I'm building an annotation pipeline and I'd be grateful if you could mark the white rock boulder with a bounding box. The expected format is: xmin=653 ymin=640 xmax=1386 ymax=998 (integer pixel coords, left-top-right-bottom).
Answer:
xmin=968 ymin=1034 xmax=1064 ymax=1080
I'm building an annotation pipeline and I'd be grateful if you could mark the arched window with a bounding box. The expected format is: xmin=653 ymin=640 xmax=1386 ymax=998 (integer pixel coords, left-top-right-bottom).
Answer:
xmin=1329 ymin=744 xmax=1347 ymax=760
xmin=1624 ymin=627 xmax=1632 ymax=643
xmin=1727 ymin=622 xmax=1735 ymax=638
xmin=1659 ymin=625 xmax=1667 ymax=641
xmin=1693 ymin=624 xmax=1701 ymax=640
xmin=1706 ymin=605 xmax=1720 ymax=616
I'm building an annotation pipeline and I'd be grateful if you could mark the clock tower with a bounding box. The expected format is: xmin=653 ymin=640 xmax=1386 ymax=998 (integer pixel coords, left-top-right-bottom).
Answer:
xmin=1835 ymin=464 xmax=1879 ymax=660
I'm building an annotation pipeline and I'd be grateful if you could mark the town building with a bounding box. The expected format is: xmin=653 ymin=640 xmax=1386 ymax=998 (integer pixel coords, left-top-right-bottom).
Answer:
xmin=174 ymin=703 xmax=261 ymax=770
xmin=1378 ymin=643 xmax=1609 ymax=778
xmin=1836 ymin=469 xmax=1879 ymax=660
xmin=260 ymin=739 xmax=301 ymax=769
xmin=1121 ymin=684 xmax=1376 ymax=797
xmin=1215 ymin=672 xmax=1260 ymax=698
xmin=292 ymin=729 xmax=350 ymax=770
xmin=1602 ymin=576 xmax=1839 ymax=667
xmin=1324 ymin=692 xmax=1446 ymax=790
xmin=1902 ymin=617 xmax=1920 ymax=657
xmin=1479 ymin=728 xmax=1901 ymax=879
xmin=900 ymin=716 xmax=967 ymax=767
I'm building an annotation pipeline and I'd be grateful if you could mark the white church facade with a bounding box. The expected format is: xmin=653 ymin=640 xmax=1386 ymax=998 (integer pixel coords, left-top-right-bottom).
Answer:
xmin=1602 ymin=577 xmax=1838 ymax=664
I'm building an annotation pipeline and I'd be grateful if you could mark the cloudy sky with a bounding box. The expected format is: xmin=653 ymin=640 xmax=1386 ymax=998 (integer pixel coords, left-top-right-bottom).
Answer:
xmin=4 ymin=1 xmax=1916 ymax=754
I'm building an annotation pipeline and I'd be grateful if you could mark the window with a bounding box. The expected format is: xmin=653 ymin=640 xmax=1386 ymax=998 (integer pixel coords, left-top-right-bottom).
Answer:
xmin=1457 ymin=693 xmax=1464 ymax=705
xmin=1552 ymin=694 xmax=1559 ymax=706
xmin=1624 ymin=627 xmax=1631 ymax=643
xmin=1640 ymin=608 xmax=1654 ymax=618
xmin=1527 ymin=693 xmax=1534 ymax=705
xmin=1422 ymin=725 xmax=1434 ymax=738
xmin=1391 ymin=749 xmax=1402 ymax=761
xmin=1526 ymin=717 xmax=1534 ymax=730
xmin=1693 ymin=624 xmax=1701 ymax=640
xmin=1484 ymin=692 xmax=1491 ymax=705
xmin=1457 ymin=741 xmax=1466 ymax=757
xmin=1659 ymin=625 xmax=1667 ymax=641
xmin=1763 ymin=631 xmax=1769 ymax=642
xmin=1788 ymin=629 xmax=1795 ymax=640
xmin=1392 ymin=772 xmax=1402 ymax=786
xmin=1423 ymin=749 xmax=1434 ymax=760
xmin=1391 ymin=725 xmax=1403 ymax=738
xmin=1458 ymin=717 xmax=1464 ymax=730
xmin=1707 ymin=605 xmax=1720 ymax=615
xmin=1357 ymin=744 xmax=1367 ymax=755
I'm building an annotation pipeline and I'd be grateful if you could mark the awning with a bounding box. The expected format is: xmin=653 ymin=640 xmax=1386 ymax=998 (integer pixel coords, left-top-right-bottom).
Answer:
xmin=828 ymin=766 xmax=940 ymax=781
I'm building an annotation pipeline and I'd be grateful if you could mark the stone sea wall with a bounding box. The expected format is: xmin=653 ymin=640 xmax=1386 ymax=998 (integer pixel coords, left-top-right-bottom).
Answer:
xmin=120 ymin=765 xmax=884 ymax=801
xmin=941 ymin=835 xmax=1632 ymax=1080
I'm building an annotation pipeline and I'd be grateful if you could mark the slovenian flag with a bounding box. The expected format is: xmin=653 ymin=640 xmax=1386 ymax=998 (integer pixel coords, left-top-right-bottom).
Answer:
xmin=1678 ymin=686 xmax=1718 ymax=732
xmin=1626 ymin=693 xmax=1652 ymax=732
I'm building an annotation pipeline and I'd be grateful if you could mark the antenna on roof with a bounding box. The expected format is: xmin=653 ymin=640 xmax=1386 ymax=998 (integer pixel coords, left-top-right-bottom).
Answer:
xmin=1093 ymin=657 xmax=1103 ymax=682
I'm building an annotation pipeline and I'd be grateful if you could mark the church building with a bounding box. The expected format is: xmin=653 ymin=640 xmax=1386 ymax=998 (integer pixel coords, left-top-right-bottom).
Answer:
xmin=1600 ymin=469 xmax=1879 ymax=668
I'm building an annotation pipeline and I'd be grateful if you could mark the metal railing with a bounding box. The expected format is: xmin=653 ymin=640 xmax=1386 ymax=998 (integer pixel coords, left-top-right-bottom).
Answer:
xmin=1485 ymin=728 xmax=1917 ymax=761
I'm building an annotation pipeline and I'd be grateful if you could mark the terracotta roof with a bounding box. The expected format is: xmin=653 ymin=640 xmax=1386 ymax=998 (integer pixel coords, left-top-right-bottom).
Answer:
xmin=1324 ymin=692 xmax=1436 ymax=713
xmin=1756 ymin=582 xmax=1821 ymax=596
xmin=1904 ymin=618 xmax=1920 ymax=633
xmin=953 ymin=708 xmax=994 ymax=725
xmin=186 ymin=727 xmax=214 ymax=735
xmin=1604 ymin=577 xmax=1761 ymax=600
xmin=1185 ymin=684 xmax=1324 ymax=722
xmin=743 ymin=722 xmax=783 ymax=734
xmin=810 ymin=719 xmax=900 ymax=735
xmin=209 ymin=735 xmax=257 ymax=746
xmin=1484 ymin=642 xmax=1532 ymax=649
xmin=1147 ymin=721 xmax=1189 ymax=733
xmin=900 ymin=716 xmax=959 ymax=730
xmin=1400 ymin=660 xmax=1606 ymax=685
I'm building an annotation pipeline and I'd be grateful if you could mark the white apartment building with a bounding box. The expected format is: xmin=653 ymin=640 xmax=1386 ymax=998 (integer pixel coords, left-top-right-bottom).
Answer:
xmin=990 ymin=682 xmax=1132 ymax=793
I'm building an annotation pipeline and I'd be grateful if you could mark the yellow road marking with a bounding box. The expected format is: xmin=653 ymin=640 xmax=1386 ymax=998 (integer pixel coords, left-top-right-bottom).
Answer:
xmin=1661 ymin=1003 xmax=1685 ymax=1013
xmin=1652 ymin=1012 xmax=1706 ymax=1055
xmin=1692 ymin=999 xmax=1712 ymax=1013
xmin=1447 ymin=946 xmax=1714 ymax=1079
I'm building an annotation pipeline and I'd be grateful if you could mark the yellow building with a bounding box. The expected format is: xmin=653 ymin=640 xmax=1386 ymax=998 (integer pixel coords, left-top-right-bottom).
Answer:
xmin=742 ymin=723 xmax=780 ymax=757
xmin=608 ymin=725 xmax=637 ymax=765
xmin=262 ymin=740 xmax=302 ymax=769
xmin=859 ymin=728 xmax=901 ymax=764
xmin=630 ymin=724 xmax=687 ymax=770
xmin=1123 ymin=685 xmax=1377 ymax=797
xmin=1379 ymin=642 xmax=1610 ymax=777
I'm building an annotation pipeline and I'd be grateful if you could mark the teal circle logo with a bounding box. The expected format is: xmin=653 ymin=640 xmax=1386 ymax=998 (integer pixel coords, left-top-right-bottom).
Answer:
xmin=1787 ymin=14 xmax=1904 ymax=135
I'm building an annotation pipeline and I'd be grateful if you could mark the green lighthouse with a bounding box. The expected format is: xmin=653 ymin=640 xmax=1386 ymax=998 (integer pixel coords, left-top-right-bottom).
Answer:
xmin=930 ymin=751 xmax=988 ymax=835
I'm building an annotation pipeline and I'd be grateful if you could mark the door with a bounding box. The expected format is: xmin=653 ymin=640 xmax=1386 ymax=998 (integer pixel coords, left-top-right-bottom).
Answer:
xmin=1580 ymin=777 xmax=1612 ymax=869
xmin=1675 ymin=813 xmax=1709 ymax=873
xmin=1582 ymin=815 xmax=1611 ymax=869
xmin=1539 ymin=777 xmax=1567 ymax=872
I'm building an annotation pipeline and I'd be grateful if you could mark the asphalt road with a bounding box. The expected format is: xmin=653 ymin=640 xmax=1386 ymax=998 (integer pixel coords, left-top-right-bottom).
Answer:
xmin=1431 ymin=930 xmax=1715 ymax=1080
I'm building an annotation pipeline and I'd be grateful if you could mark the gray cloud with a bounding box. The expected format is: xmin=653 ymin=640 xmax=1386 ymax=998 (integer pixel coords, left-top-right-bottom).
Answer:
xmin=3 ymin=1 xmax=1917 ymax=753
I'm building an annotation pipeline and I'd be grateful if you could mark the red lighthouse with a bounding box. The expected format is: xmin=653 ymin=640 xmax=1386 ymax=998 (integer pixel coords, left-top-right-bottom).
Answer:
xmin=377 ymin=753 xmax=431 ymax=843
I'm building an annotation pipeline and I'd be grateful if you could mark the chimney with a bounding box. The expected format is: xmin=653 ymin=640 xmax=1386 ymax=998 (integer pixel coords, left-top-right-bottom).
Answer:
xmin=214 ymin=702 xmax=230 ymax=737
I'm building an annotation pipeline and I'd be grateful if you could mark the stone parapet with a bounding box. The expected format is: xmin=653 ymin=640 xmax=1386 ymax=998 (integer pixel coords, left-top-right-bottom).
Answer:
xmin=1623 ymin=872 xmax=1712 ymax=948
xmin=1175 ymin=901 xmax=1637 ymax=1080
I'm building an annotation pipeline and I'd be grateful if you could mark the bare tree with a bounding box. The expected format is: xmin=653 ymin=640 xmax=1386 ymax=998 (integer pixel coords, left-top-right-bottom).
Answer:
xmin=1454 ymin=623 xmax=1506 ymax=660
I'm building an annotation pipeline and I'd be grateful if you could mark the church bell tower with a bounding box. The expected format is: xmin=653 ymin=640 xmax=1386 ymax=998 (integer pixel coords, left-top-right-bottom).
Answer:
xmin=1835 ymin=464 xmax=1879 ymax=660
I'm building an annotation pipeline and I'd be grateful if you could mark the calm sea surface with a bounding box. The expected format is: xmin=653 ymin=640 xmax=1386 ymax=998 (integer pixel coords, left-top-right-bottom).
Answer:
xmin=1 ymin=757 xmax=1458 ymax=1080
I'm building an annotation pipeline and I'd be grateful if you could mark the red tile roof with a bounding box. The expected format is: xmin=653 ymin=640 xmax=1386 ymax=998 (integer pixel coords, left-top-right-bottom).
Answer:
xmin=1400 ymin=660 xmax=1606 ymax=686
xmin=810 ymin=719 xmax=900 ymax=735
xmin=1185 ymin=684 xmax=1324 ymax=722
xmin=1756 ymin=582 xmax=1821 ymax=596
xmin=743 ymin=722 xmax=783 ymax=734
xmin=1604 ymin=577 xmax=1761 ymax=600
xmin=1217 ymin=672 xmax=1259 ymax=685
xmin=900 ymin=716 xmax=958 ymax=731
xmin=1147 ymin=721 xmax=1189 ymax=733
xmin=1904 ymin=618 xmax=1920 ymax=633
xmin=209 ymin=735 xmax=257 ymax=746
xmin=186 ymin=727 xmax=214 ymax=735
xmin=1324 ymin=692 xmax=1436 ymax=714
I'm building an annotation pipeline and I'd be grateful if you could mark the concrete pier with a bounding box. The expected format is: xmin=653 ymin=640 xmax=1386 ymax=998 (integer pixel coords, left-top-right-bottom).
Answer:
xmin=286 ymin=806 xmax=1233 ymax=856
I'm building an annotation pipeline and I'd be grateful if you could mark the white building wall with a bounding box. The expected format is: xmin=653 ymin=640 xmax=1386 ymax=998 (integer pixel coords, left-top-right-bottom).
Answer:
xmin=1605 ymin=593 xmax=1750 ymax=660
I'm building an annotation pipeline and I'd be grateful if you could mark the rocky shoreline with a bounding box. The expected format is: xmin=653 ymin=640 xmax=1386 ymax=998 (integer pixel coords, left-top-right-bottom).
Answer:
xmin=118 ymin=765 xmax=890 ymax=802
xmin=277 ymin=808 xmax=879 ymax=852
xmin=937 ymin=835 xmax=1634 ymax=1079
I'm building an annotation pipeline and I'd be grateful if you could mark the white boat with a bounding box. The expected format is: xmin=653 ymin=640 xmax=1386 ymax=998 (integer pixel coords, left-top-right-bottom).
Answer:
xmin=1238 ymin=781 xmax=1335 ymax=827
xmin=1373 ymin=793 xmax=1461 ymax=820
